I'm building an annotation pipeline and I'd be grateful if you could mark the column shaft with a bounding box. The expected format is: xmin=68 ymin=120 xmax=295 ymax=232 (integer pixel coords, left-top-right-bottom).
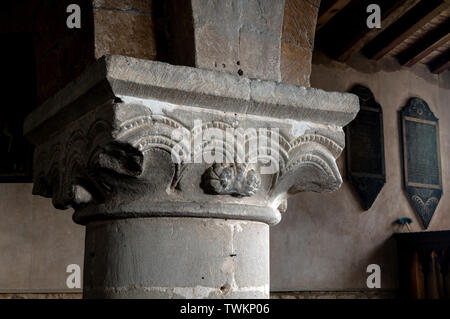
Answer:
xmin=83 ymin=217 xmax=269 ymax=298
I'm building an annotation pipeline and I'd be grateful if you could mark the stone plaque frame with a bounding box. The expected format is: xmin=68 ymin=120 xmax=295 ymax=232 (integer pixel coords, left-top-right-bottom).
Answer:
xmin=346 ymin=85 xmax=386 ymax=210
xmin=400 ymin=97 xmax=442 ymax=229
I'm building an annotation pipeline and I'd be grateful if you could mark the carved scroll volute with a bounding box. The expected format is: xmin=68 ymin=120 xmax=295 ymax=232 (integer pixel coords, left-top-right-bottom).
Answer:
xmin=268 ymin=132 xmax=345 ymax=208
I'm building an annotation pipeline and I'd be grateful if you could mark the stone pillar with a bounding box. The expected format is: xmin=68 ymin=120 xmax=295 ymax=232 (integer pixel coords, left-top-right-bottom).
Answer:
xmin=155 ymin=0 xmax=286 ymax=81
xmin=84 ymin=218 xmax=269 ymax=298
xmin=190 ymin=0 xmax=286 ymax=80
xmin=24 ymin=56 xmax=359 ymax=298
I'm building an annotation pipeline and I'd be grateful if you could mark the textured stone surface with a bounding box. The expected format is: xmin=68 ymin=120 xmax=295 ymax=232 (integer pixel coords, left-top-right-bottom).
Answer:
xmin=191 ymin=0 xmax=286 ymax=80
xmin=93 ymin=0 xmax=152 ymax=13
xmin=2 ymin=0 xmax=319 ymax=106
xmin=282 ymin=0 xmax=317 ymax=50
xmin=84 ymin=218 xmax=269 ymax=298
xmin=24 ymin=55 xmax=358 ymax=144
xmin=23 ymin=55 xmax=358 ymax=228
xmin=93 ymin=3 xmax=157 ymax=60
xmin=24 ymin=55 xmax=359 ymax=299
xmin=24 ymin=56 xmax=358 ymax=226
xmin=280 ymin=0 xmax=320 ymax=87
xmin=281 ymin=42 xmax=313 ymax=88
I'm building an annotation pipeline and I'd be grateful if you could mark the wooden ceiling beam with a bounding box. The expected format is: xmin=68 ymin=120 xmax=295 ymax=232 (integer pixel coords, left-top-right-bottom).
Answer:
xmin=428 ymin=49 xmax=450 ymax=73
xmin=398 ymin=19 xmax=450 ymax=66
xmin=363 ymin=0 xmax=450 ymax=60
xmin=316 ymin=0 xmax=352 ymax=31
xmin=335 ymin=0 xmax=421 ymax=62
xmin=316 ymin=0 xmax=389 ymax=60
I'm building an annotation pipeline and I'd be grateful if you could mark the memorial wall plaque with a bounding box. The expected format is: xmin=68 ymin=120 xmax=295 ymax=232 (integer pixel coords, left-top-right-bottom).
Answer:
xmin=346 ymin=85 xmax=386 ymax=210
xmin=400 ymin=97 xmax=442 ymax=229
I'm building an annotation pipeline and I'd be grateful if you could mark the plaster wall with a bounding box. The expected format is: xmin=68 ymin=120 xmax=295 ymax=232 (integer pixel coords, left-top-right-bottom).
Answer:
xmin=0 ymin=184 xmax=84 ymax=292
xmin=270 ymin=52 xmax=450 ymax=292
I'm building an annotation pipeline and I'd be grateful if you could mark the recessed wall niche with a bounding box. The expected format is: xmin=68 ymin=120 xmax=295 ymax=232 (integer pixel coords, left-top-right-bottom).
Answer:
xmin=346 ymin=85 xmax=386 ymax=210
xmin=400 ymin=97 xmax=442 ymax=229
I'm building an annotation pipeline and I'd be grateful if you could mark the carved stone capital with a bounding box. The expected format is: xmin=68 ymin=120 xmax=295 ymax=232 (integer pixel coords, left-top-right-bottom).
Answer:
xmin=25 ymin=55 xmax=359 ymax=226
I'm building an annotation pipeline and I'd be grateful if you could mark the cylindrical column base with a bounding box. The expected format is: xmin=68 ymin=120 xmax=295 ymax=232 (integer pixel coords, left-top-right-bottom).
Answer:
xmin=83 ymin=217 xmax=269 ymax=298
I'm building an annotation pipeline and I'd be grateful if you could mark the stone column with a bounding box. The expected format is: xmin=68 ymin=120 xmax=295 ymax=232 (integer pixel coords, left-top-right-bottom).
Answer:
xmin=24 ymin=56 xmax=359 ymax=298
xmin=154 ymin=0 xmax=286 ymax=81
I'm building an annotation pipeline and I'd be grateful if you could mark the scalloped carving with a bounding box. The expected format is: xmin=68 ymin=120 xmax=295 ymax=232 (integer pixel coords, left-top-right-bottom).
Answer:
xmin=289 ymin=134 xmax=343 ymax=159
xmin=31 ymin=102 xmax=347 ymax=224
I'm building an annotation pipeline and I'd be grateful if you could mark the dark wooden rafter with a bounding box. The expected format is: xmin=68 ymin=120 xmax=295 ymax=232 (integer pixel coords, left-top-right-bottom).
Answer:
xmin=362 ymin=0 xmax=450 ymax=60
xmin=316 ymin=0 xmax=352 ymax=31
xmin=315 ymin=0 xmax=421 ymax=61
xmin=316 ymin=0 xmax=385 ymax=60
xmin=397 ymin=19 xmax=450 ymax=66
xmin=335 ymin=0 xmax=422 ymax=62
xmin=428 ymin=48 xmax=450 ymax=73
